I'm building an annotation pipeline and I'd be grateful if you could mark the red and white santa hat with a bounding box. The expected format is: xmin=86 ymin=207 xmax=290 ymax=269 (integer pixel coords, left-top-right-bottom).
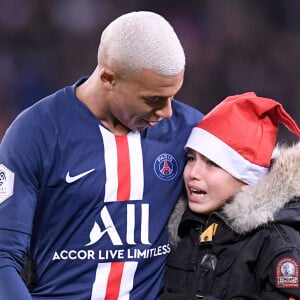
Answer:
xmin=185 ymin=92 xmax=300 ymax=184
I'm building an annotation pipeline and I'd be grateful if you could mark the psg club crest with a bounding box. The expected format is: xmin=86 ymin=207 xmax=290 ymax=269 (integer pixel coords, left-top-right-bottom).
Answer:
xmin=154 ymin=153 xmax=178 ymax=181
xmin=0 ymin=164 xmax=14 ymax=204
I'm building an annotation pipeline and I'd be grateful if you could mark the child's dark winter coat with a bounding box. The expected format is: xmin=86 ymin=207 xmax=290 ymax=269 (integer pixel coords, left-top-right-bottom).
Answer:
xmin=161 ymin=142 xmax=300 ymax=300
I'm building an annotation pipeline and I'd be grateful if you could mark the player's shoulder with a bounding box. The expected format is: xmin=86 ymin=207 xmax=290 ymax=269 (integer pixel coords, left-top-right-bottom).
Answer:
xmin=13 ymin=82 xmax=75 ymax=127
xmin=20 ymin=77 xmax=86 ymax=123
xmin=2 ymin=86 xmax=72 ymax=147
xmin=172 ymin=99 xmax=204 ymax=124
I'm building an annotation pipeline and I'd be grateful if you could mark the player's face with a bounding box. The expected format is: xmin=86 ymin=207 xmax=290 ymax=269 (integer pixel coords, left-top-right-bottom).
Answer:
xmin=184 ymin=149 xmax=247 ymax=214
xmin=110 ymin=69 xmax=184 ymax=131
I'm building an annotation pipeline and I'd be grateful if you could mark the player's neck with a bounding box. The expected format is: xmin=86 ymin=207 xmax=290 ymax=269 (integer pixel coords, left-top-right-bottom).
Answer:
xmin=100 ymin=119 xmax=130 ymax=135
xmin=76 ymin=70 xmax=130 ymax=135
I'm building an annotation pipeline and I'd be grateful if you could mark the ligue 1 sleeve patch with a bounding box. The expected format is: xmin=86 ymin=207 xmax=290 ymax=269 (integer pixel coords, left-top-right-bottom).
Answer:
xmin=0 ymin=164 xmax=15 ymax=204
xmin=275 ymin=257 xmax=299 ymax=288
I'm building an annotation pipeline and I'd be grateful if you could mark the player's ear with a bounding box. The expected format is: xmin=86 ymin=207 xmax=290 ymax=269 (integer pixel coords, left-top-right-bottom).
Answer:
xmin=99 ymin=68 xmax=116 ymax=86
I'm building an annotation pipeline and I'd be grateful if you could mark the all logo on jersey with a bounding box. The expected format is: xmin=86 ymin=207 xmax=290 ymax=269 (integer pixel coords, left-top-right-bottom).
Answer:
xmin=85 ymin=204 xmax=150 ymax=246
xmin=52 ymin=203 xmax=171 ymax=261
xmin=0 ymin=164 xmax=14 ymax=204
xmin=276 ymin=257 xmax=299 ymax=288
xmin=153 ymin=153 xmax=178 ymax=181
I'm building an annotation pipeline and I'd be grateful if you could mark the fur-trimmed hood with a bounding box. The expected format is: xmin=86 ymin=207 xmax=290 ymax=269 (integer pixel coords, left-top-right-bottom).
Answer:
xmin=168 ymin=141 xmax=300 ymax=245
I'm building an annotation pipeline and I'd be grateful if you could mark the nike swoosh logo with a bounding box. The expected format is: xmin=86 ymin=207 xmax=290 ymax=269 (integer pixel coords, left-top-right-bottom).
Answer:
xmin=66 ymin=169 xmax=95 ymax=183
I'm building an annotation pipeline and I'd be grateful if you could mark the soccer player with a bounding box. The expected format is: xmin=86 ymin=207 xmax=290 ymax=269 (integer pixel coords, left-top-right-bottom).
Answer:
xmin=0 ymin=11 xmax=203 ymax=299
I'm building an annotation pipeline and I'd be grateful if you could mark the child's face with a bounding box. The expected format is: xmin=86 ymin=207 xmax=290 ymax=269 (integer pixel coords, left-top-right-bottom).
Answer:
xmin=184 ymin=149 xmax=247 ymax=214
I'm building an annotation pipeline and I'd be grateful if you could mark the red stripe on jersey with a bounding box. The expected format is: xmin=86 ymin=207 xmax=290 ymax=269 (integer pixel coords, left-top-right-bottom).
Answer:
xmin=115 ymin=135 xmax=131 ymax=201
xmin=105 ymin=262 xmax=125 ymax=300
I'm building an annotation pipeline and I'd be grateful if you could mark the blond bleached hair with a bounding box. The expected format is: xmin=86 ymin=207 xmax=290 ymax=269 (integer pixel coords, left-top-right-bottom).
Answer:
xmin=98 ymin=11 xmax=185 ymax=76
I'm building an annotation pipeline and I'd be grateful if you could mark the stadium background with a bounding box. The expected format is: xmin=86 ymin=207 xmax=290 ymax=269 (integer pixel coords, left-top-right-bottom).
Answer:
xmin=1 ymin=0 xmax=300 ymax=141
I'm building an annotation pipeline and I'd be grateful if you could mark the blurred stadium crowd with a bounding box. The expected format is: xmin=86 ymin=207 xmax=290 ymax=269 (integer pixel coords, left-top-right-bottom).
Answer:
xmin=1 ymin=0 xmax=300 ymax=141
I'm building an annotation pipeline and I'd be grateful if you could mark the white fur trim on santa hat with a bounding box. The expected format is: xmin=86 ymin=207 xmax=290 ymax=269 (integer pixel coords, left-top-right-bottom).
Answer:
xmin=185 ymin=127 xmax=269 ymax=185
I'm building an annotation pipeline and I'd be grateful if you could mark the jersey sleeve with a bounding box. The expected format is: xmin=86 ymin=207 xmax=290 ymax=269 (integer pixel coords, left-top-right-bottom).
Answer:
xmin=0 ymin=109 xmax=46 ymax=296
xmin=0 ymin=266 xmax=32 ymax=300
xmin=0 ymin=110 xmax=42 ymax=233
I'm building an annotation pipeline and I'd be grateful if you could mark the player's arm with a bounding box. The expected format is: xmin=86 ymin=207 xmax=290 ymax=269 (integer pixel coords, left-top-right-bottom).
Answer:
xmin=0 ymin=229 xmax=32 ymax=299
xmin=0 ymin=111 xmax=43 ymax=298
xmin=0 ymin=266 xmax=32 ymax=300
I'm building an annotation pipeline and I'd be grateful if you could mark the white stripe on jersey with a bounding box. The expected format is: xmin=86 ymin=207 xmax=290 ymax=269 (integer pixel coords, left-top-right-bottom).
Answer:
xmin=100 ymin=126 xmax=118 ymax=202
xmin=91 ymin=262 xmax=111 ymax=299
xmin=118 ymin=262 xmax=138 ymax=299
xmin=127 ymin=131 xmax=144 ymax=200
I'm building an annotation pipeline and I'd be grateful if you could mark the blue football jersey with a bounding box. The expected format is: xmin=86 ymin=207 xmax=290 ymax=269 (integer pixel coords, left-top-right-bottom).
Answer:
xmin=0 ymin=78 xmax=203 ymax=299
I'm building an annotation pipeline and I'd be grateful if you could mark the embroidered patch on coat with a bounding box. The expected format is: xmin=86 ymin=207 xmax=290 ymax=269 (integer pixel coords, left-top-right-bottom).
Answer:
xmin=276 ymin=257 xmax=299 ymax=288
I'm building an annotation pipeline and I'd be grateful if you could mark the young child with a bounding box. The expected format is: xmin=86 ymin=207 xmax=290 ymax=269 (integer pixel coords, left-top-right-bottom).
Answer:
xmin=161 ymin=92 xmax=300 ymax=300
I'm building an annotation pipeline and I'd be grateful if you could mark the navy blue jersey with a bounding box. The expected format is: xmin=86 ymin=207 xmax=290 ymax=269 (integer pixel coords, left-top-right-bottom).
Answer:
xmin=0 ymin=78 xmax=203 ymax=299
